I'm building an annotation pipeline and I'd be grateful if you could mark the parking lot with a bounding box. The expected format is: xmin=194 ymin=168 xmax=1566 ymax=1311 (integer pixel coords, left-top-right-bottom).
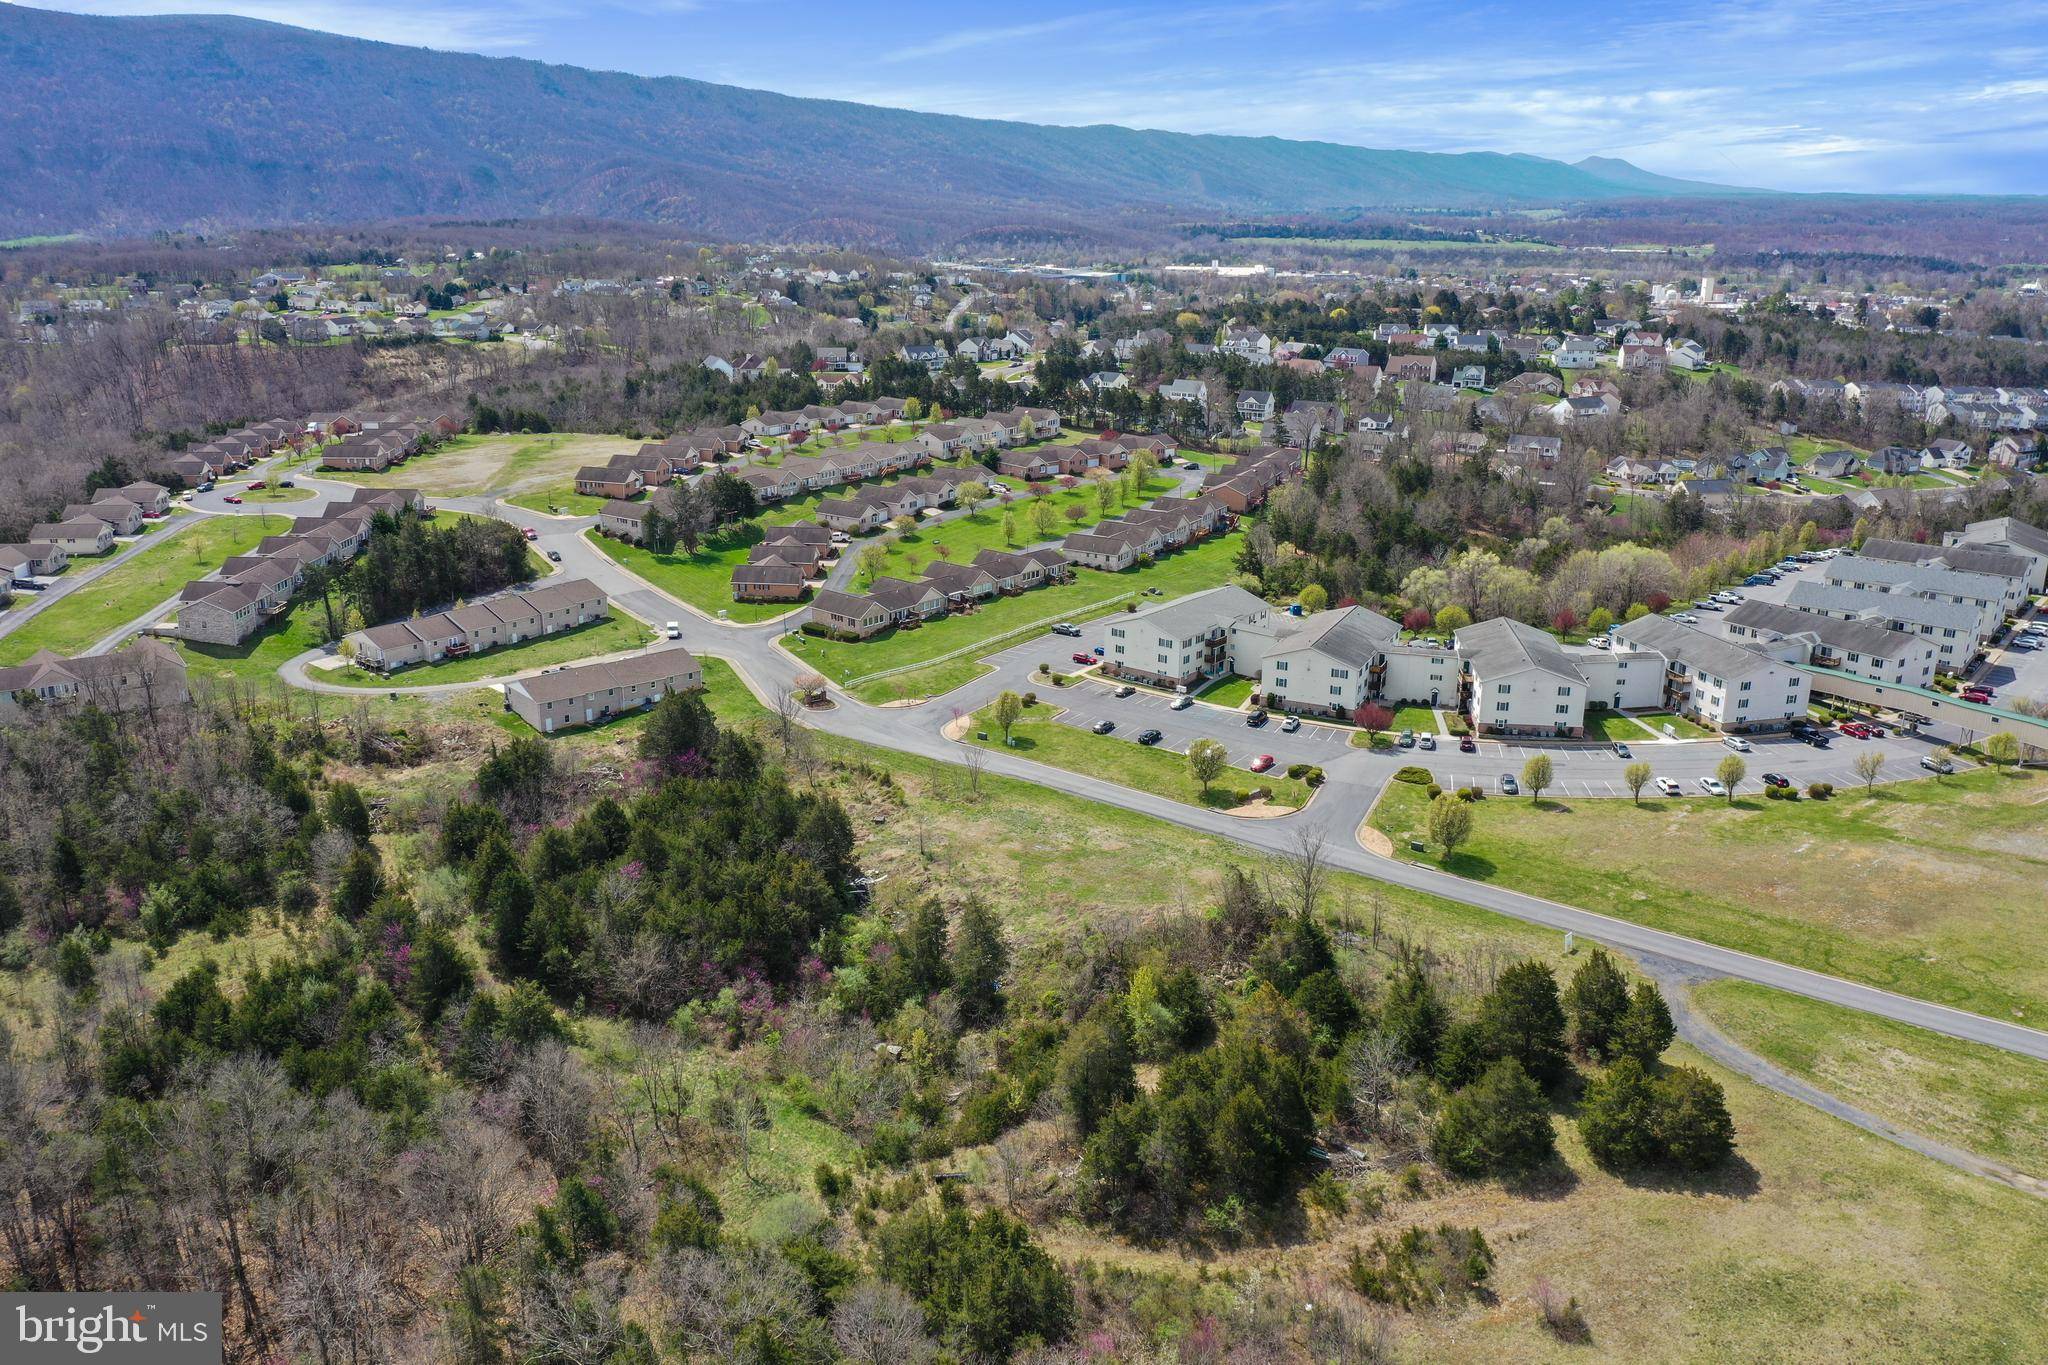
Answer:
xmin=1970 ymin=608 xmax=2048 ymax=708
xmin=1021 ymin=676 xmax=1357 ymax=771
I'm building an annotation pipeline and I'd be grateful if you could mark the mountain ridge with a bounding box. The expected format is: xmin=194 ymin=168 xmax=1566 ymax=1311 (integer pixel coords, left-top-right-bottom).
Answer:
xmin=0 ymin=5 xmax=1752 ymax=245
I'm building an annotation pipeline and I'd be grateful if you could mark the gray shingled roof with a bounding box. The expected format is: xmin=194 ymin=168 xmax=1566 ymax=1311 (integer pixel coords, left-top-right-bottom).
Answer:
xmin=1610 ymin=614 xmax=1778 ymax=679
xmin=1453 ymin=617 xmax=1585 ymax=684
xmin=1785 ymin=580 xmax=1978 ymax=634
xmin=1725 ymin=600 xmax=1919 ymax=659
xmin=1270 ymin=605 xmax=1400 ymax=668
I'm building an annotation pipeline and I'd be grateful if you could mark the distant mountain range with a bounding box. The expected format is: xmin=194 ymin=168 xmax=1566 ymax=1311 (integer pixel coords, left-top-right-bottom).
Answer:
xmin=0 ymin=6 xmax=1750 ymax=246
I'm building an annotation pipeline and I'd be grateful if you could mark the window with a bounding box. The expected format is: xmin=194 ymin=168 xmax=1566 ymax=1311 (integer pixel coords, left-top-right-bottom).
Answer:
xmin=1498 ymin=683 xmax=1513 ymax=695
xmin=1738 ymin=699 xmax=1750 ymax=710
xmin=1740 ymin=680 xmax=1751 ymax=691
xmin=1333 ymin=668 xmax=1350 ymax=679
xmin=1557 ymin=685 xmax=1572 ymax=696
xmin=1331 ymin=685 xmax=1345 ymax=696
xmin=1495 ymin=701 xmax=1510 ymax=713
xmin=1272 ymin=660 xmax=1288 ymax=672
xmin=1556 ymin=704 xmax=1570 ymax=715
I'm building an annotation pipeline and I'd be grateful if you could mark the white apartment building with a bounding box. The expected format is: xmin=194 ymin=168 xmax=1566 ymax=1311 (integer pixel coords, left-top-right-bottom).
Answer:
xmin=1610 ymin=615 xmax=1812 ymax=732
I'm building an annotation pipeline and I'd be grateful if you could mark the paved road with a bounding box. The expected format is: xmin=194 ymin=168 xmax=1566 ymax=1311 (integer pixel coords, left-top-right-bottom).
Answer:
xmin=0 ymin=511 xmax=211 ymax=645
xmin=246 ymin=475 xmax=2048 ymax=1100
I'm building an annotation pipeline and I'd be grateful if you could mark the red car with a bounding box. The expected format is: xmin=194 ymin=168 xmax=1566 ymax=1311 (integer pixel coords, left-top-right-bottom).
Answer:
xmin=1249 ymin=754 xmax=1276 ymax=773
xmin=1459 ymin=736 xmax=1477 ymax=753
xmin=246 ymin=480 xmax=265 ymax=491
xmin=1961 ymin=688 xmax=1993 ymax=703
xmin=1071 ymin=653 xmax=1095 ymax=666
xmin=222 ymin=494 xmax=243 ymax=504
xmin=522 ymin=528 xmax=539 ymax=541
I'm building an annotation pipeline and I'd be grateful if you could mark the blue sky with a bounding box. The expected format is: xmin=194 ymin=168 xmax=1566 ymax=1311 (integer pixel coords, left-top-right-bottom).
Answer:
xmin=33 ymin=0 xmax=2048 ymax=193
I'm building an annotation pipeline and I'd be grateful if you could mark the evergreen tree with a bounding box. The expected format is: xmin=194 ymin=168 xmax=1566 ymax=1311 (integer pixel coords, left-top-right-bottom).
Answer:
xmin=1616 ymin=981 xmax=1677 ymax=1063
xmin=1654 ymin=1066 xmax=1736 ymax=1172
xmin=1057 ymin=1007 xmax=1136 ymax=1138
xmin=1563 ymin=949 xmax=1632 ymax=1059
xmin=1380 ymin=953 xmax=1447 ymax=1070
xmin=323 ymin=782 xmax=372 ymax=844
xmin=1578 ymin=1056 xmax=1662 ymax=1172
xmin=1477 ymin=961 xmax=1569 ymax=1087
xmin=949 ymin=899 xmax=1008 ymax=1028
xmin=1431 ymin=1058 xmax=1555 ymax=1178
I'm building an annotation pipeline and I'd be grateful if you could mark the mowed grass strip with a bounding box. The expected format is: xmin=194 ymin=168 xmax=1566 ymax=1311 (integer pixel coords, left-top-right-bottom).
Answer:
xmin=1691 ymin=979 xmax=2048 ymax=1180
xmin=0 ymin=514 xmax=291 ymax=664
xmin=864 ymin=473 xmax=1178 ymax=581
xmin=962 ymin=701 xmax=1312 ymax=812
xmin=1369 ymin=767 xmax=2048 ymax=1021
xmin=790 ymin=532 xmax=1245 ymax=695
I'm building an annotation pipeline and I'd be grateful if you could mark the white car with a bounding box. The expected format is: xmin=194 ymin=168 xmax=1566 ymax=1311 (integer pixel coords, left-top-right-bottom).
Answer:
xmin=1673 ymin=613 xmax=1699 ymax=624
xmin=1722 ymin=736 xmax=1752 ymax=752
xmin=1655 ymin=777 xmax=1682 ymax=797
xmin=1169 ymin=694 xmax=1192 ymax=711
xmin=1697 ymin=776 xmax=1728 ymax=796
xmin=1280 ymin=715 xmax=1301 ymax=732
xmin=664 ymin=622 xmax=681 ymax=640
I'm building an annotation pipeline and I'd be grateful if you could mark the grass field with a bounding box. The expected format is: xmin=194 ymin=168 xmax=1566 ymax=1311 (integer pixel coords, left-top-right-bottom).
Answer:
xmin=1582 ymin=709 xmax=1660 ymax=741
xmin=324 ymin=613 xmax=652 ymax=687
xmin=1630 ymin=708 xmax=1715 ymax=738
xmin=504 ymin=486 xmax=613 ymax=517
xmin=1196 ymin=674 xmax=1254 ymax=707
xmin=859 ymin=474 xmax=1179 ymax=583
xmin=962 ymin=701 xmax=1313 ymax=811
xmin=236 ymin=485 xmax=315 ymax=504
xmin=585 ymin=528 xmax=808 ymax=625
xmin=1388 ymin=704 xmax=1442 ymax=732
xmin=325 ymin=432 xmax=642 ymax=496
xmin=0 ymin=515 xmax=290 ymax=665
xmin=1692 ymin=980 xmax=2048 ymax=1181
xmin=1370 ymin=766 xmax=2048 ymax=1021
xmin=785 ymin=533 xmax=1245 ymax=702
xmin=813 ymin=734 xmax=2048 ymax=1360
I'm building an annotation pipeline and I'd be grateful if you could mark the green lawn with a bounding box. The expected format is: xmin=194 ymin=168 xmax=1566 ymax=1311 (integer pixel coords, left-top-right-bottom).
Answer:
xmin=174 ymin=596 xmax=333 ymax=688
xmin=1195 ymin=674 xmax=1254 ymax=707
xmin=0 ymin=515 xmax=290 ymax=665
xmin=236 ymin=485 xmax=315 ymax=504
xmin=784 ymin=533 xmax=1245 ymax=702
xmin=1369 ymin=766 xmax=2048 ymax=1021
xmin=1388 ymin=704 xmax=1442 ymax=732
xmin=963 ymin=701 xmax=1313 ymax=811
xmin=585 ymin=528 xmax=808 ymax=624
xmin=1692 ymin=980 xmax=2048 ymax=1181
xmin=859 ymin=474 xmax=1178 ymax=583
xmin=1630 ymin=709 xmax=1716 ymax=739
xmin=504 ymin=486 xmax=613 ymax=517
xmin=1583 ymin=708 xmax=1659 ymax=741
xmin=325 ymin=613 xmax=652 ymax=687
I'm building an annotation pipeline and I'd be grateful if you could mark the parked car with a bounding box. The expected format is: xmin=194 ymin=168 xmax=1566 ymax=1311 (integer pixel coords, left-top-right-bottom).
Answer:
xmin=1697 ymin=776 xmax=1727 ymax=796
xmin=1722 ymin=736 xmax=1752 ymax=752
xmin=1051 ymin=623 xmax=1082 ymax=637
xmin=1071 ymin=653 xmax=1095 ymax=666
xmin=1280 ymin=715 xmax=1301 ymax=732
xmin=1249 ymin=754 xmax=1276 ymax=773
xmin=1920 ymin=755 xmax=1955 ymax=774
xmin=1612 ymin=742 xmax=1632 ymax=759
xmin=1418 ymin=734 xmax=1436 ymax=750
xmin=277 ymin=479 xmax=294 ymax=489
xmin=1246 ymin=709 xmax=1268 ymax=727
xmin=1961 ymin=687 xmax=1994 ymax=703
xmin=1113 ymin=684 xmax=1136 ymax=698
xmin=1137 ymin=729 xmax=1163 ymax=745
xmin=246 ymin=480 xmax=266 ymax=491
xmin=1655 ymin=777 xmax=1682 ymax=797
xmin=1169 ymin=695 xmax=1192 ymax=711
xmin=222 ymin=494 xmax=242 ymax=504
xmin=1673 ymin=613 xmax=1699 ymax=624
xmin=1499 ymin=774 xmax=1519 ymax=795
xmin=1761 ymin=772 xmax=1791 ymax=789
xmin=1459 ymin=736 xmax=1476 ymax=753
xmin=1586 ymin=635 xmax=1611 ymax=649
xmin=1397 ymin=730 xmax=1415 ymax=747
xmin=1091 ymin=719 xmax=1116 ymax=735
xmin=1803 ymin=732 xmax=1832 ymax=749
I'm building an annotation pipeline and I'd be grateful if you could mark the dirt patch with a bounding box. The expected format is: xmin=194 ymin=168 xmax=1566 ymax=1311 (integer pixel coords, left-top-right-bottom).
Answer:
xmin=879 ymin=698 xmax=927 ymax=709
xmin=1357 ymin=823 xmax=1395 ymax=857
xmin=1225 ymin=798 xmax=1298 ymax=818
xmin=941 ymin=715 xmax=972 ymax=740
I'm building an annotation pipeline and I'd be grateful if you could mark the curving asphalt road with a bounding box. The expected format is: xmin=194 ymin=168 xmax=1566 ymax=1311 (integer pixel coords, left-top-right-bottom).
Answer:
xmin=241 ymin=462 xmax=2048 ymax=1192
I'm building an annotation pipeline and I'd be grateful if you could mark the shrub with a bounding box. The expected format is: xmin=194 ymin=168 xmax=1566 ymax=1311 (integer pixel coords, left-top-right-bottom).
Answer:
xmin=1287 ymin=763 xmax=1311 ymax=780
xmin=1444 ymin=715 xmax=1472 ymax=736
xmin=1426 ymin=784 xmax=1443 ymax=801
xmin=1764 ymin=785 xmax=1784 ymax=800
xmin=1532 ymin=1278 xmax=1592 ymax=1344
xmin=1457 ymin=787 xmax=1481 ymax=802
xmin=1394 ymin=766 xmax=1433 ymax=784
xmin=1250 ymin=786 xmax=1273 ymax=801
xmin=1303 ymin=767 xmax=1325 ymax=787
xmin=1022 ymin=692 xmax=1038 ymax=706
xmin=1431 ymin=1058 xmax=1555 ymax=1178
xmin=1806 ymin=782 xmax=1827 ymax=799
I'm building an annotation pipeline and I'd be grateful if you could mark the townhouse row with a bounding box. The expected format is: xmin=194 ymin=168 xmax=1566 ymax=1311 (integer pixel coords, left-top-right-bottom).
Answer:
xmin=11 ymin=480 xmax=174 ymax=569
xmin=344 ymin=578 xmax=611 ymax=671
